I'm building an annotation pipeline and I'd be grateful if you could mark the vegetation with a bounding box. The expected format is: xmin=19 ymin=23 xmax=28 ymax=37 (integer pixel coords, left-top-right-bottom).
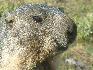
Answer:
xmin=0 ymin=0 xmax=93 ymax=70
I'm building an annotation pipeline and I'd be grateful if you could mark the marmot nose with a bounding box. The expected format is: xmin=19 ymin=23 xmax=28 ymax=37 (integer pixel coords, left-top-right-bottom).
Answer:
xmin=32 ymin=16 xmax=43 ymax=23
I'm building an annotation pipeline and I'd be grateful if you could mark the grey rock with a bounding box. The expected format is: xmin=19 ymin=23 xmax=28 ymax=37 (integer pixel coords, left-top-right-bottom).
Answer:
xmin=65 ymin=58 xmax=89 ymax=70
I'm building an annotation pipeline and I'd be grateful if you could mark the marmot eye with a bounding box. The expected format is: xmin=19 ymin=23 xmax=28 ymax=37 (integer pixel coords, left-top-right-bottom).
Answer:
xmin=32 ymin=16 xmax=43 ymax=23
xmin=5 ymin=19 xmax=14 ymax=28
xmin=5 ymin=19 xmax=14 ymax=23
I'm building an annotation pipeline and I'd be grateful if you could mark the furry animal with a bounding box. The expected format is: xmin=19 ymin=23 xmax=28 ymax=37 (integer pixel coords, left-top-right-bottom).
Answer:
xmin=0 ymin=4 xmax=77 ymax=70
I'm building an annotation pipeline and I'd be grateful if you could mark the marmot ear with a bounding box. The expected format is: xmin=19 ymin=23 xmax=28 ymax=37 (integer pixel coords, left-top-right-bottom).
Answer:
xmin=5 ymin=12 xmax=14 ymax=28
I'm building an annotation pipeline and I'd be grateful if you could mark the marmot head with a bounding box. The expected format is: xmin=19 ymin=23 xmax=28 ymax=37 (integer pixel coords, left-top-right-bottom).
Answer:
xmin=3 ymin=4 xmax=77 ymax=69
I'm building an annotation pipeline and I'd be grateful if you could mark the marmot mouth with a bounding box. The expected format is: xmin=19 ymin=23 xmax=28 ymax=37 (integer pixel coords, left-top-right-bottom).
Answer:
xmin=54 ymin=39 xmax=68 ymax=52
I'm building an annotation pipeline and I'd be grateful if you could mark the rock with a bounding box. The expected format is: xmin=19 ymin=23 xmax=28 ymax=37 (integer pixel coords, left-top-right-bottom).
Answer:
xmin=65 ymin=58 xmax=89 ymax=70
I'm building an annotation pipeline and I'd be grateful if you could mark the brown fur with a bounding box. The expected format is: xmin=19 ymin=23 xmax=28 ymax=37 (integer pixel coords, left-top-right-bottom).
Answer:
xmin=0 ymin=4 xmax=77 ymax=70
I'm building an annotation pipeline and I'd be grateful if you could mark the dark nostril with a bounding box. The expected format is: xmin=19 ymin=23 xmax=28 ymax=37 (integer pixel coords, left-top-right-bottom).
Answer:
xmin=32 ymin=16 xmax=43 ymax=23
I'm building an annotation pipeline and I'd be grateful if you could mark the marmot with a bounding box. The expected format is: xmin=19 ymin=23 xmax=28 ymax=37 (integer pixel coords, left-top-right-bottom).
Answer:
xmin=0 ymin=4 xmax=77 ymax=70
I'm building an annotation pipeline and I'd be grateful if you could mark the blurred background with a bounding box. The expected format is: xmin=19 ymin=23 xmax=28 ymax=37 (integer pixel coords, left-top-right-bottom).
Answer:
xmin=0 ymin=0 xmax=93 ymax=70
